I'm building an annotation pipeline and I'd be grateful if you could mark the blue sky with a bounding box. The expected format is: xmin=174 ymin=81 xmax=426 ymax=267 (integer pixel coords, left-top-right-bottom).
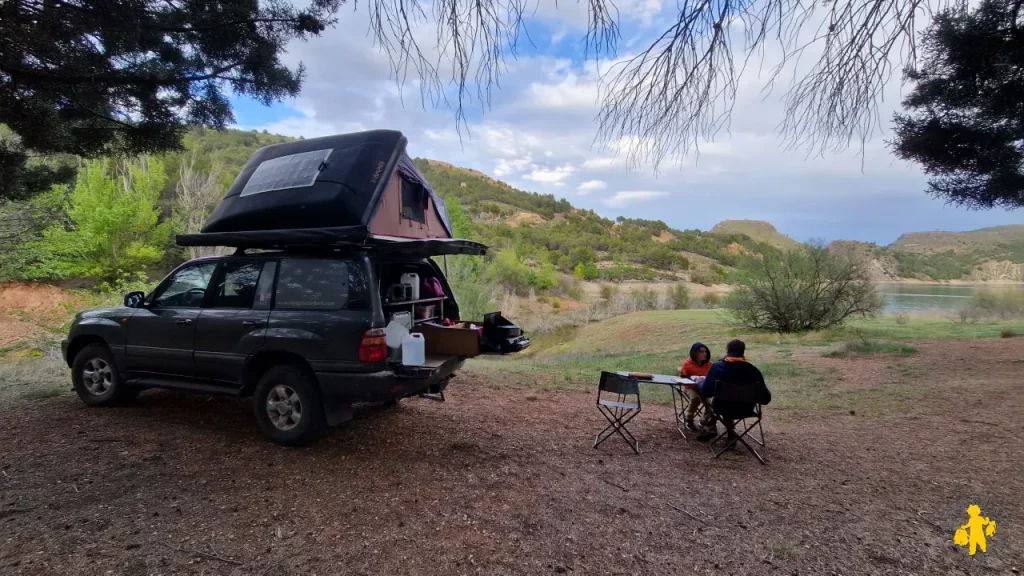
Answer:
xmin=231 ymin=1 xmax=1021 ymax=245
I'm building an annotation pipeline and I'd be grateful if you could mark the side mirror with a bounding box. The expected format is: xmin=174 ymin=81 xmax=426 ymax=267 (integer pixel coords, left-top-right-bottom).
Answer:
xmin=123 ymin=291 xmax=145 ymax=308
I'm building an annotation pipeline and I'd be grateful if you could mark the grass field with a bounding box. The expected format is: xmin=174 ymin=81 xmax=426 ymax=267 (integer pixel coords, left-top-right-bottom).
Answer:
xmin=468 ymin=310 xmax=1024 ymax=413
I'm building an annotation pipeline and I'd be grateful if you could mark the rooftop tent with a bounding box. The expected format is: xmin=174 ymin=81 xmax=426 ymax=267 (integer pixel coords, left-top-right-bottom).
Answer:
xmin=176 ymin=130 xmax=457 ymax=249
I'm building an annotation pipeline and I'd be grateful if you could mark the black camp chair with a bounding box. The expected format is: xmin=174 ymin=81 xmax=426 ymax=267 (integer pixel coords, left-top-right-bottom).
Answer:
xmin=594 ymin=372 xmax=641 ymax=454
xmin=707 ymin=379 xmax=769 ymax=464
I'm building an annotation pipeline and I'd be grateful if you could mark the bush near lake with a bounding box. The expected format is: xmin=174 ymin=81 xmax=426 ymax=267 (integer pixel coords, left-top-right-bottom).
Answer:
xmin=726 ymin=243 xmax=883 ymax=332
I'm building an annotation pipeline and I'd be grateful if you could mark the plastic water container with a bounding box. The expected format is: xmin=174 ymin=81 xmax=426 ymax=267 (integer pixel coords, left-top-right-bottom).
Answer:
xmin=400 ymin=272 xmax=420 ymax=300
xmin=401 ymin=333 xmax=425 ymax=366
xmin=385 ymin=320 xmax=409 ymax=349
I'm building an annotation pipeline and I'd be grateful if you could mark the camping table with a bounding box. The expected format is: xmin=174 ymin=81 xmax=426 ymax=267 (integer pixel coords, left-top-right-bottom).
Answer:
xmin=617 ymin=372 xmax=698 ymax=439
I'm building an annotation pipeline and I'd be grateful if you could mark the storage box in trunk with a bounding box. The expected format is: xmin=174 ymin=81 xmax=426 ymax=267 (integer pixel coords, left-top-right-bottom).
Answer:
xmin=411 ymin=322 xmax=482 ymax=357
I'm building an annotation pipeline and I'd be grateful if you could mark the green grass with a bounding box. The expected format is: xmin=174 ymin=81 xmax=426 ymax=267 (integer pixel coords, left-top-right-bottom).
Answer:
xmin=469 ymin=308 xmax=1011 ymax=415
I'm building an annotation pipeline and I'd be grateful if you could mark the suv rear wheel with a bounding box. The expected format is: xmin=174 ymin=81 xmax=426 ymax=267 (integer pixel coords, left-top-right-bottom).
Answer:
xmin=72 ymin=344 xmax=138 ymax=406
xmin=253 ymin=365 xmax=327 ymax=446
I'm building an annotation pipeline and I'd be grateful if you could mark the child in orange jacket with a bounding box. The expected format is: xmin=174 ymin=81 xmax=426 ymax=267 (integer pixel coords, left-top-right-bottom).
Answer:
xmin=679 ymin=342 xmax=714 ymax=432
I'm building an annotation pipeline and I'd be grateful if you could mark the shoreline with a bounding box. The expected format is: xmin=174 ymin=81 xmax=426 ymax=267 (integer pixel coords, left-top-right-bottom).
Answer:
xmin=875 ymin=279 xmax=1024 ymax=286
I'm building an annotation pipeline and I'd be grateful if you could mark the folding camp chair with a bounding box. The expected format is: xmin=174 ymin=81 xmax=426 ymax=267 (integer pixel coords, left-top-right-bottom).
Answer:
xmin=594 ymin=372 xmax=641 ymax=454
xmin=707 ymin=379 xmax=769 ymax=464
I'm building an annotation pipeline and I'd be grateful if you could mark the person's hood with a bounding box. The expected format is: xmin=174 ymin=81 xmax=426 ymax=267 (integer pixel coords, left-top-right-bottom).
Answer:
xmin=689 ymin=342 xmax=711 ymax=365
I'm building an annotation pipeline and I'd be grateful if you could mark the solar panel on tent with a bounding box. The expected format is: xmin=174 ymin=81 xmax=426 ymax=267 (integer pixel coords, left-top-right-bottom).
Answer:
xmin=240 ymin=148 xmax=333 ymax=197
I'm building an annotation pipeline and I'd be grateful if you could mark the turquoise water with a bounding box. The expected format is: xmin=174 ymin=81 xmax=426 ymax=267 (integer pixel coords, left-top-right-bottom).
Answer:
xmin=878 ymin=282 xmax=1024 ymax=314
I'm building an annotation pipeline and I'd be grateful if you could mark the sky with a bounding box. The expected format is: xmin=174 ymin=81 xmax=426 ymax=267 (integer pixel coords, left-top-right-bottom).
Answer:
xmin=232 ymin=0 xmax=1021 ymax=245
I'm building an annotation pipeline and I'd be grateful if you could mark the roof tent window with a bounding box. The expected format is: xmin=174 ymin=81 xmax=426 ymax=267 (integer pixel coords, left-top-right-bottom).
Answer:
xmin=240 ymin=148 xmax=333 ymax=197
xmin=400 ymin=178 xmax=426 ymax=224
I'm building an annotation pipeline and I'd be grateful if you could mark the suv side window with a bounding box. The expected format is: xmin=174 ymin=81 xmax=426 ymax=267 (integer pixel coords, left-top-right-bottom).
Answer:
xmin=151 ymin=263 xmax=217 ymax=308
xmin=208 ymin=261 xmax=263 ymax=309
xmin=275 ymin=259 xmax=367 ymax=311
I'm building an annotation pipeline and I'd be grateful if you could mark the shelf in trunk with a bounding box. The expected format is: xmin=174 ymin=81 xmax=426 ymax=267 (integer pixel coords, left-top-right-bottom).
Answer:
xmin=382 ymin=297 xmax=447 ymax=307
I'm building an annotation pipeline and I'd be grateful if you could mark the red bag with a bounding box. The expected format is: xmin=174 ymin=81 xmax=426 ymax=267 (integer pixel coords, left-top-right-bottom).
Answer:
xmin=421 ymin=277 xmax=444 ymax=298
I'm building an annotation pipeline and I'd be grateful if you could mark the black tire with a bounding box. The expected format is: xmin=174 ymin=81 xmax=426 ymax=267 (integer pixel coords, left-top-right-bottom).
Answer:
xmin=252 ymin=364 xmax=327 ymax=446
xmin=71 ymin=344 xmax=135 ymax=406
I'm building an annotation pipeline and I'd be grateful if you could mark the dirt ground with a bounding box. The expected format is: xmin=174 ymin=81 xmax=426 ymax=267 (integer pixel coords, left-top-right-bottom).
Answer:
xmin=0 ymin=283 xmax=85 ymax=349
xmin=1 ymin=340 xmax=1023 ymax=575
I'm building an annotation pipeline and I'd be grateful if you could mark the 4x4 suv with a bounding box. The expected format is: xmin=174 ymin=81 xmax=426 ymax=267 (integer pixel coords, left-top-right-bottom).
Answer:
xmin=61 ymin=243 xmax=505 ymax=445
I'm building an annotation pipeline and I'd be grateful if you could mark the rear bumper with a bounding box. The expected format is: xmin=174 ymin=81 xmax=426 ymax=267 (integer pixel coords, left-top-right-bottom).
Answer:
xmin=315 ymin=356 xmax=465 ymax=403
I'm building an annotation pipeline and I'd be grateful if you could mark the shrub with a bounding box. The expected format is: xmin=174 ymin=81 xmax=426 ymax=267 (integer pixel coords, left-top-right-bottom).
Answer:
xmin=599 ymin=283 xmax=619 ymax=301
xmin=551 ymin=299 xmax=561 ymax=309
xmin=631 ymin=288 xmax=659 ymax=311
xmin=488 ymin=249 xmax=531 ymax=295
xmin=573 ymin=263 xmax=586 ymax=281
xmin=968 ymin=290 xmax=1024 ymax=319
xmin=701 ymin=292 xmax=723 ymax=308
xmin=893 ymin=313 xmax=909 ymax=325
xmin=669 ymin=283 xmax=691 ymax=309
xmin=689 ymin=266 xmax=719 ymax=286
xmin=725 ymin=243 xmax=883 ymax=332
xmin=1001 ymin=328 xmax=1020 ymax=338
xmin=556 ymin=274 xmax=584 ymax=301
xmin=583 ymin=261 xmax=599 ymax=281
xmin=557 ymin=255 xmax=573 ymax=272
xmin=448 ymin=257 xmax=501 ymax=320
xmin=954 ymin=305 xmax=983 ymax=325
xmin=527 ymin=262 xmax=558 ymax=291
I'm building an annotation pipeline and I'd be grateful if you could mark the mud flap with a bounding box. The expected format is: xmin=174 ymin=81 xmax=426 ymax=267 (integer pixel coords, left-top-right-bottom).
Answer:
xmin=324 ymin=400 xmax=354 ymax=427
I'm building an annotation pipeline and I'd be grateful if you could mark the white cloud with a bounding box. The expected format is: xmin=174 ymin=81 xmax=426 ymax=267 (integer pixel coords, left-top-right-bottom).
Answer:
xmin=603 ymin=191 xmax=669 ymax=208
xmin=577 ymin=180 xmax=607 ymax=195
xmin=582 ymin=156 xmax=620 ymax=170
xmin=494 ymin=155 xmax=533 ymax=177
xmin=523 ymin=164 xmax=575 ymax=184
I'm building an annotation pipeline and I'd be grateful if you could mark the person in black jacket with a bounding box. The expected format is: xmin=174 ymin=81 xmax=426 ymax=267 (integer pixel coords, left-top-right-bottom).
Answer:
xmin=696 ymin=339 xmax=772 ymax=441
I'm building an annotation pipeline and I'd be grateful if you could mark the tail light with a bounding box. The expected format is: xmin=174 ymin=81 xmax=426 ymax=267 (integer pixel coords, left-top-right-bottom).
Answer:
xmin=359 ymin=328 xmax=387 ymax=363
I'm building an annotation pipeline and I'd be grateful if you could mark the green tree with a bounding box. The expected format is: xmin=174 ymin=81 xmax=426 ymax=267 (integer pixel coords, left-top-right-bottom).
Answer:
xmin=0 ymin=0 xmax=341 ymax=201
xmin=29 ymin=158 xmax=171 ymax=281
xmin=583 ymin=261 xmax=599 ymax=281
xmin=892 ymin=0 xmax=1024 ymax=208
xmin=446 ymin=197 xmax=475 ymax=240
xmin=569 ymin=246 xmax=596 ymax=267
xmin=528 ymin=262 xmax=558 ymax=290
xmin=573 ymin=263 xmax=586 ymax=281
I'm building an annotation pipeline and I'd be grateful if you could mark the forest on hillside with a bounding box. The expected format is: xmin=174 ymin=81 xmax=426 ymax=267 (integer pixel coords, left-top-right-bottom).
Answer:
xmin=1 ymin=128 xmax=1019 ymax=294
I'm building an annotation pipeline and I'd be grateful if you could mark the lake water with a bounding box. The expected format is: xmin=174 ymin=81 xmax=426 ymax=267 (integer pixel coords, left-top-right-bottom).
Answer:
xmin=878 ymin=282 xmax=1024 ymax=314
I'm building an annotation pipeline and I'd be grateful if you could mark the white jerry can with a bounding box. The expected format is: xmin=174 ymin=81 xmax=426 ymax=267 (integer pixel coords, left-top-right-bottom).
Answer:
xmin=401 ymin=332 xmax=426 ymax=366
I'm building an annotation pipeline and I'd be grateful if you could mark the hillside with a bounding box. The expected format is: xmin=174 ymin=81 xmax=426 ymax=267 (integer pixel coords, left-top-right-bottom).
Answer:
xmin=892 ymin=225 xmax=1024 ymax=254
xmin=4 ymin=127 xmax=1020 ymax=286
xmin=414 ymin=158 xmax=785 ymax=284
xmin=711 ymin=220 xmax=800 ymax=250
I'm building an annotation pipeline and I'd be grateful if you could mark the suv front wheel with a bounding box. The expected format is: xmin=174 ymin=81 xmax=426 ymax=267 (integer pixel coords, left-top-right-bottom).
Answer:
xmin=253 ymin=365 xmax=327 ymax=446
xmin=72 ymin=344 xmax=138 ymax=406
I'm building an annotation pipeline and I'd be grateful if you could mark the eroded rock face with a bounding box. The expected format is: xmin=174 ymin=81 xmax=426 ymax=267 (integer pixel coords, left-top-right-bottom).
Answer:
xmin=970 ymin=260 xmax=1024 ymax=282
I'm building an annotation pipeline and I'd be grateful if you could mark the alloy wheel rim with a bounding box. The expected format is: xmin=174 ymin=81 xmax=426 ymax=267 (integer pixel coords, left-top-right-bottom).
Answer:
xmin=82 ymin=358 xmax=113 ymax=395
xmin=266 ymin=385 xmax=302 ymax=431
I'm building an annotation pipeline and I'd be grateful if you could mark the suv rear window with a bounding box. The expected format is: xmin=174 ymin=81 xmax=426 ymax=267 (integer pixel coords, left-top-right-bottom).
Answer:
xmin=274 ymin=259 xmax=367 ymax=311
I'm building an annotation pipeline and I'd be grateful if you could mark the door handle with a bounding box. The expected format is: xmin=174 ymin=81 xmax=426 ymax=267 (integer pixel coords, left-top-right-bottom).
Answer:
xmin=242 ymin=320 xmax=265 ymax=327
xmin=175 ymin=319 xmax=193 ymax=326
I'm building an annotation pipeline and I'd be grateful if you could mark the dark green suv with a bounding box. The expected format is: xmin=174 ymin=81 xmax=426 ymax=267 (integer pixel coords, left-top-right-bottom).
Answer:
xmin=61 ymin=243 xmax=496 ymax=445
